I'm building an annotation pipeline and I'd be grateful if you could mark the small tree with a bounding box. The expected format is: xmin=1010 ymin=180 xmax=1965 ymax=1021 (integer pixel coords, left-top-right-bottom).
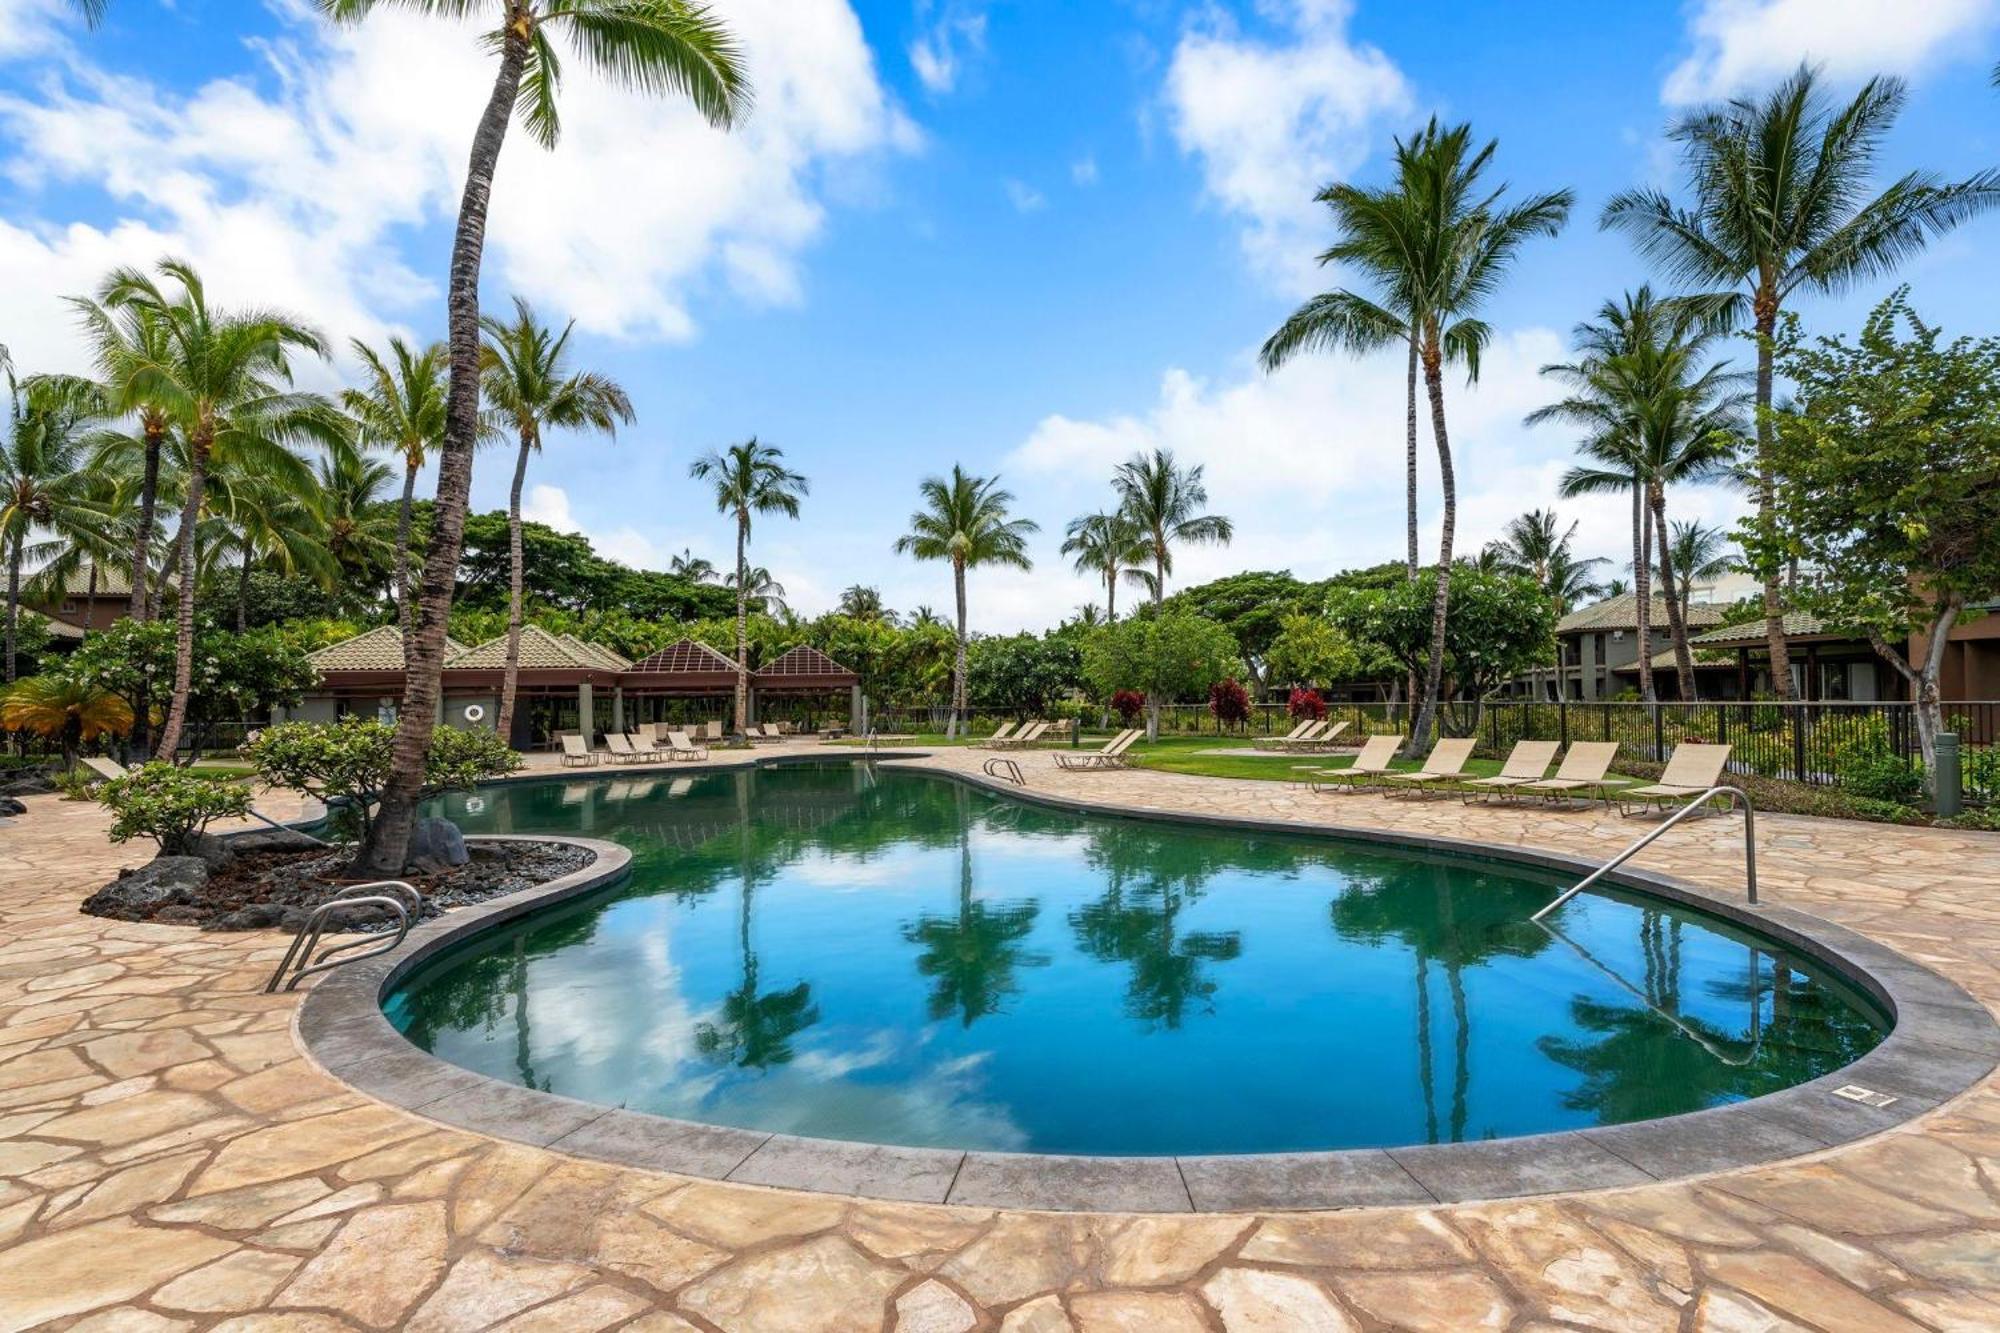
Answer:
xmin=1264 ymin=611 xmax=1364 ymax=690
xmin=1765 ymin=291 xmax=2000 ymax=777
xmin=1208 ymin=678 xmax=1251 ymax=731
xmin=1082 ymin=612 xmax=1240 ymax=740
xmin=1288 ymin=687 xmax=1327 ymax=721
xmin=245 ymin=720 xmax=521 ymax=858
xmin=967 ymin=632 xmax=1084 ymax=718
xmin=99 ymin=763 xmax=252 ymax=856
xmin=1110 ymin=689 xmax=1146 ymax=727
xmin=0 ymin=676 xmax=133 ymax=769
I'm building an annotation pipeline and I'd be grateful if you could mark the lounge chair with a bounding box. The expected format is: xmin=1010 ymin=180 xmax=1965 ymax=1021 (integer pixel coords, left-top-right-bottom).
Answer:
xmin=1381 ymin=737 xmax=1479 ymax=796
xmin=663 ymin=729 xmax=709 ymax=761
xmin=81 ymin=756 xmax=131 ymax=784
xmin=559 ymin=734 xmax=599 ymax=768
xmin=1287 ymin=720 xmax=1354 ymax=754
xmin=1306 ymin=734 xmax=1403 ymax=793
xmin=746 ymin=723 xmax=786 ymax=743
xmin=604 ymin=733 xmax=661 ymax=764
xmin=1268 ymin=720 xmax=1329 ymax=751
xmin=1516 ymin=741 xmax=1626 ymax=806
xmin=979 ymin=721 xmax=1020 ymax=747
xmin=702 ymin=721 xmax=724 ymax=742
xmin=1054 ymin=729 xmax=1142 ymax=771
xmin=1266 ymin=718 xmax=1316 ymax=748
xmin=1620 ymin=743 xmax=1734 ymax=817
xmin=1459 ymin=740 xmax=1561 ymax=804
xmin=991 ymin=721 xmax=1049 ymax=749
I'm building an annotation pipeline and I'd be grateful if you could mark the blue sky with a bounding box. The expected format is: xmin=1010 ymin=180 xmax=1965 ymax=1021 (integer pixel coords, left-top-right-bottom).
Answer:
xmin=4 ymin=0 xmax=1999 ymax=628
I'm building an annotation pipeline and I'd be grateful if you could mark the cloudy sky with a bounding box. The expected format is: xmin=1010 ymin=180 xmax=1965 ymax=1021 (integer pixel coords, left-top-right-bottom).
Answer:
xmin=4 ymin=0 xmax=1999 ymax=629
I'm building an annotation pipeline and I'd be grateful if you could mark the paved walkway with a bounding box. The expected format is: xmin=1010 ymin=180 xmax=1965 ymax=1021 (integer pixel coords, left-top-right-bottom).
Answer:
xmin=2 ymin=743 xmax=1998 ymax=1330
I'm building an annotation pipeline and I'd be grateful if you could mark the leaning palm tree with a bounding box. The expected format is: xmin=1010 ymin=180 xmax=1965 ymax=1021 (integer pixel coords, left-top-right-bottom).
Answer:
xmin=893 ymin=466 xmax=1037 ymax=738
xmin=96 ymin=259 xmax=334 ymax=759
xmin=1 ymin=375 xmax=115 ymax=681
xmin=690 ymin=439 xmax=807 ymax=733
xmin=1060 ymin=509 xmax=1146 ymax=624
xmin=1604 ymin=64 xmax=2000 ymax=699
xmin=1485 ymin=509 xmax=1605 ymax=698
xmin=324 ymin=0 xmax=750 ymax=877
xmin=341 ymin=336 xmax=447 ymax=631
xmin=1111 ymin=447 xmax=1232 ymax=737
xmin=481 ymin=297 xmax=634 ymax=739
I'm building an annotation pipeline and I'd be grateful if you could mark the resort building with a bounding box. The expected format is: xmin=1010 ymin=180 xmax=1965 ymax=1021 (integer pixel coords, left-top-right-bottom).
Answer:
xmin=1547 ymin=593 xmax=1729 ymax=700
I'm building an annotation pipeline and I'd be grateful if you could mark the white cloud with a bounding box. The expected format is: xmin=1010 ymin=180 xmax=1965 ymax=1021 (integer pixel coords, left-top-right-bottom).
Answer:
xmin=1163 ymin=0 xmax=1410 ymax=289
xmin=1003 ymin=178 xmax=1046 ymax=213
xmin=1664 ymin=0 xmax=1999 ymax=104
xmin=0 ymin=0 xmax=918 ymax=376
xmin=908 ymin=2 xmax=987 ymax=95
xmin=521 ymin=483 xmax=576 ymax=531
xmin=1070 ymin=154 xmax=1098 ymax=186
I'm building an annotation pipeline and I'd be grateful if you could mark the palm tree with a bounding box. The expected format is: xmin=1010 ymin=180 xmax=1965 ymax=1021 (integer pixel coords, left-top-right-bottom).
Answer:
xmin=1485 ymin=509 xmax=1605 ymax=699
xmin=95 ymin=259 xmax=334 ymax=759
xmin=892 ymin=466 xmax=1037 ymax=738
xmin=1659 ymin=520 xmax=1736 ymax=627
xmin=1603 ymin=64 xmax=2000 ymax=700
xmin=312 ymin=437 xmax=400 ymax=594
xmin=726 ymin=565 xmax=788 ymax=618
xmin=1 ymin=375 xmax=115 ymax=680
xmin=689 ymin=439 xmax=807 ymax=733
xmin=326 ymin=0 xmax=750 ymax=877
xmin=670 ymin=548 xmax=718 ymax=583
xmin=836 ymin=584 xmax=887 ymax=620
xmin=208 ymin=469 xmax=327 ymax=631
xmin=480 ymin=297 xmax=633 ymax=739
xmin=902 ymin=793 xmax=1046 ymax=1026
xmin=1059 ymin=509 xmax=1146 ymax=624
xmin=72 ymin=285 xmax=178 ymax=624
xmin=0 ymin=676 xmax=133 ymax=770
xmin=341 ymin=336 xmax=447 ymax=631
xmin=1110 ymin=447 xmax=1232 ymax=738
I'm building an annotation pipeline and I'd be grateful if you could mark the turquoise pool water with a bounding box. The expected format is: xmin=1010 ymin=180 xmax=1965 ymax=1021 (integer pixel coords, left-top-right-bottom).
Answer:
xmin=385 ymin=763 xmax=1887 ymax=1156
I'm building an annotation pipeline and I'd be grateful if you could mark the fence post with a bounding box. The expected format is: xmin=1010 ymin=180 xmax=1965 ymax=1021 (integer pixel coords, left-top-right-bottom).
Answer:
xmin=1652 ymin=705 xmax=1664 ymax=763
xmin=1935 ymin=732 xmax=1963 ymax=817
xmin=1791 ymin=706 xmax=1808 ymax=783
xmin=1559 ymin=698 xmax=1569 ymax=748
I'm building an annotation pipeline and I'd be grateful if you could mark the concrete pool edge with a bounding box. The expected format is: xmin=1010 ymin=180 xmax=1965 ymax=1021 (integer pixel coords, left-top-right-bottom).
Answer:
xmin=293 ymin=755 xmax=2000 ymax=1214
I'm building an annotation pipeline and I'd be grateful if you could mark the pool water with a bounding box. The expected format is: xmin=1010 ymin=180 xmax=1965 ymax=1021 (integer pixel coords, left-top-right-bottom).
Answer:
xmin=386 ymin=763 xmax=1887 ymax=1156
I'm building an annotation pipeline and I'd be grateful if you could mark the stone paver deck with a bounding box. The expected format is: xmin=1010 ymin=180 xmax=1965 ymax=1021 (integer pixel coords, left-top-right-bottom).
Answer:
xmin=2 ymin=740 xmax=1999 ymax=1330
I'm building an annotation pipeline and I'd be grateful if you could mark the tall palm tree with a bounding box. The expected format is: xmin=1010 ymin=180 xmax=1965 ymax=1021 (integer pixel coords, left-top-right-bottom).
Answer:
xmin=1484 ymin=509 xmax=1605 ymax=698
xmin=207 ymin=469 xmax=328 ymax=631
xmin=96 ymin=259 xmax=334 ymax=759
xmin=1371 ymin=120 xmax=1572 ymax=747
xmin=481 ymin=297 xmax=634 ymax=739
xmin=1604 ymin=64 xmax=2000 ymax=699
xmin=670 ymin=548 xmax=718 ymax=583
xmin=836 ymin=584 xmax=887 ymax=620
xmin=326 ymin=0 xmax=750 ymax=877
xmin=1 ymin=375 xmax=114 ymax=680
xmin=690 ymin=439 xmax=807 ymax=733
xmin=892 ymin=466 xmax=1037 ymax=738
xmin=1059 ymin=508 xmax=1146 ymax=624
xmin=312 ymin=437 xmax=400 ymax=594
xmin=1110 ymin=447 xmax=1232 ymax=738
xmin=1659 ymin=520 xmax=1736 ymax=627
xmin=726 ymin=564 xmax=787 ymax=618
xmin=342 ymin=336 xmax=447 ymax=631
xmin=72 ymin=286 xmax=179 ymax=624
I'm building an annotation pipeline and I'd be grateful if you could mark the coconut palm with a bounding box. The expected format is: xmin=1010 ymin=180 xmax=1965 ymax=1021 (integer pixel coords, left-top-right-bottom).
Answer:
xmin=325 ymin=0 xmax=750 ymax=876
xmin=72 ymin=286 xmax=180 ymax=623
xmin=726 ymin=565 xmax=787 ymax=618
xmin=902 ymin=794 xmax=1046 ymax=1026
xmin=1 ymin=375 xmax=115 ymax=681
xmin=341 ymin=337 xmax=447 ymax=631
xmin=1060 ymin=508 xmax=1147 ymax=624
xmin=1485 ymin=509 xmax=1605 ymax=699
xmin=206 ymin=470 xmax=328 ymax=631
xmin=892 ymin=466 xmax=1037 ymax=738
xmin=480 ymin=297 xmax=634 ymax=739
xmin=670 ymin=548 xmax=718 ymax=583
xmin=1603 ymin=64 xmax=2000 ymax=699
xmin=1659 ymin=520 xmax=1736 ymax=627
xmin=836 ymin=584 xmax=888 ymax=620
xmin=312 ymin=437 xmax=400 ymax=593
xmin=0 ymin=676 xmax=133 ymax=769
xmin=690 ymin=439 xmax=807 ymax=732
xmin=95 ymin=259 xmax=334 ymax=759
xmin=1110 ymin=447 xmax=1232 ymax=738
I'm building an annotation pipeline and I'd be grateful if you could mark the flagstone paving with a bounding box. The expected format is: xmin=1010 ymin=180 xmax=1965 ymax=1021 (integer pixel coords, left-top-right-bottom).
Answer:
xmin=2 ymin=742 xmax=1999 ymax=1330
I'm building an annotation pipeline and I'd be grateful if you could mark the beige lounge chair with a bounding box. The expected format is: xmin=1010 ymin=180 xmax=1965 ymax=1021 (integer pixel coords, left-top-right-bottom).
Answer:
xmin=605 ymin=733 xmax=661 ymax=764
xmin=1516 ymin=741 xmax=1626 ymax=806
xmin=1382 ymin=737 xmax=1479 ymax=795
xmin=1267 ymin=718 xmax=1315 ymax=747
xmin=1268 ymin=720 xmax=1329 ymax=751
xmin=702 ymin=721 xmax=723 ymax=742
xmin=1307 ymin=734 xmax=1403 ymax=793
xmin=991 ymin=721 xmax=1049 ymax=749
xmin=663 ymin=729 xmax=709 ymax=761
xmin=1620 ymin=744 xmax=1734 ymax=817
xmin=81 ymin=756 xmax=130 ymax=784
xmin=1459 ymin=740 xmax=1561 ymax=803
xmin=1287 ymin=720 xmax=1354 ymax=754
xmin=559 ymin=734 xmax=598 ymax=768
xmin=980 ymin=721 xmax=1020 ymax=747
xmin=1055 ymin=729 xmax=1142 ymax=771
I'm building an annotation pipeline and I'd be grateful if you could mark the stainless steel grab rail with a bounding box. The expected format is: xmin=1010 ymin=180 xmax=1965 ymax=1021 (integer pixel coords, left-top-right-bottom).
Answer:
xmin=265 ymin=880 xmax=421 ymax=992
xmin=982 ymin=756 xmax=1027 ymax=786
xmin=1530 ymin=785 xmax=1756 ymax=923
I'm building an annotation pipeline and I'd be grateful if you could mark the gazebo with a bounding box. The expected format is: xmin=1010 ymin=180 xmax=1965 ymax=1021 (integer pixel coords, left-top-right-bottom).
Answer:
xmin=619 ymin=639 xmax=744 ymax=732
xmin=752 ymin=644 xmax=862 ymax=734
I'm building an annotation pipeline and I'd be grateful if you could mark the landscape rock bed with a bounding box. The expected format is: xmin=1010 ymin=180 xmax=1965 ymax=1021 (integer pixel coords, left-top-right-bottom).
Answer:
xmin=82 ymin=837 xmax=594 ymax=932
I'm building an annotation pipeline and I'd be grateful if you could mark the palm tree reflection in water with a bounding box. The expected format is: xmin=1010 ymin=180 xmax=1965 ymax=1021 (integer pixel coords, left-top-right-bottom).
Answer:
xmin=901 ymin=787 xmax=1048 ymax=1027
xmin=1070 ymin=823 xmax=1244 ymax=1030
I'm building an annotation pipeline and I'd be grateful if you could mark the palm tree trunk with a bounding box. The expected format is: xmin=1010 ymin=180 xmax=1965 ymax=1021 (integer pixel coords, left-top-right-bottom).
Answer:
xmin=1146 ymin=549 xmax=1166 ymax=741
xmin=497 ymin=431 xmax=531 ymax=740
xmin=357 ymin=25 xmax=530 ymax=876
xmin=1404 ymin=332 xmax=1420 ymax=579
xmin=81 ymin=562 xmax=97 ymax=645
xmin=1409 ymin=345 xmax=1453 ymax=750
xmin=153 ymin=433 xmax=210 ymax=762
xmin=1632 ymin=479 xmax=1655 ymax=704
xmin=1105 ymin=566 xmax=1116 ymax=624
xmin=235 ymin=537 xmax=253 ymax=633
xmin=1754 ymin=297 xmax=1794 ymax=699
xmin=951 ymin=555 xmax=968 ymax=739
xmin=3 ymin=532 xmax=20 ymax=683
xmin=129 ymin=417 xmax=161 ymax=623
xmin=394 ymin=456 xmax=418 ymax=635
xmin=1652 ymin=487 xmax=1695 ymax=702
xmin=733 ymin=514 xmax=749 ymax=733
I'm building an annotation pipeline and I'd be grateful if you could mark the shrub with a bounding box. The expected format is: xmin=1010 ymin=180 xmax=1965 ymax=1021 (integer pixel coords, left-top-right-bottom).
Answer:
xmin=244 ymin=720 xmax=521 ymax=841
xmin=1110 ymin=690 xmax=1146 ymax=726
xmin=99 ymin=763 xmax=252 ymax=855
xmin=1837 ymin=749 xmax=1925 ymax=805
xmin=1208 ymin=678 xmax=1251 ymax=730
xmin=1288 ymin=687 xmax=1326 ymax=721
xmin=1938 ymin=805 xmax=2000 ymax=832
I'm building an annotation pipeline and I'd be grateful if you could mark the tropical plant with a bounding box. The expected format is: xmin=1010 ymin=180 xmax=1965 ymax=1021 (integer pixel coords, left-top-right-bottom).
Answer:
xmin=669 ymin=548 xmax=718 ymax=583
xmin=1109 ymin=688 xmax=1146 ymax=727
xmin=690 ymin=439 xmax=808 ymax=732
xmin=324 ymin=0 xmax=750 ymax=878
xmin=1110 ymin=448 xmax=1232 ymax=735
xmin=1081 ymin=611 xmax=1239 ymax=738
xmin=480 ymin=296 xmax=634 ymax=739
xmin=1208 ymin=678 xmax=1251 ymax=730
xmin=1060 ymin=509 xmax=1147 ymax=624
xmin=1264 ymin=611 xmax=1363 ymax=690
xmin=98 ymin=762 xmax=252 ymax=856
xmin=836 ymin=584 xmax=888 ymax=620
xmin=893 ymin=466 xmax=1037 ymax=736
xmin=1287 ymin=686 xmax=1327 ymax=721
xmin=244 ymin=719 xmax=521 ymax=848
xmin=341 ymin=336 xmax=448 ymax=631
xmin=0 ymin=675 xmax=133 ymax=768
xmin=2 ymin=374 xmax=114 ymax=681
xmin=725 ymin=564 xmax=788 ymax=617
xmin=1604 ymin=64 xmax=2000 ymax=699
xmin=311 ymin=436 xmax=400 ymax=592
xmin=1483 ymin=509 xmax=1606 ymax=699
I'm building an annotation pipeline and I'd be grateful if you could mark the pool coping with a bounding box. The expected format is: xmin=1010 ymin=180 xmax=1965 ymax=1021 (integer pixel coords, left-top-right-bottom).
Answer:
xmin=293 ymin=753 xmax=2000 ymax=1214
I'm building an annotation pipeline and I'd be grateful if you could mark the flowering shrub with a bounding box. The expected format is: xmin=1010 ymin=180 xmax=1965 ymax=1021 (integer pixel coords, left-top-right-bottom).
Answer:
xmin=245 ymin=720 xmax=521 ymax=841
xmin=1110 ymin=689 xmax=1146 ymax=726
xmin=99 ymin=763 xmax=252 ymax=855
xmin=1287 ymin=687 xmax=1326 ymax=721
xmin=1208 ymin=678 xmax=1251 ymax=729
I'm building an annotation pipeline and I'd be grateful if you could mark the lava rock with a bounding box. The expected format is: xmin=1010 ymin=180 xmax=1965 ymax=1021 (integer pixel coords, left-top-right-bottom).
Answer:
xmin=228 ymin=828 xmax=325 ymax=854
xmin=0 ymin=796 xmax=25 ymax=817
xmin=190 ymin=833 xmax=235 ymax=871
xmin=83 ymin=855 xmax=209 ymax=920
xmin=406 ymin=817 xmax=468 ymax=870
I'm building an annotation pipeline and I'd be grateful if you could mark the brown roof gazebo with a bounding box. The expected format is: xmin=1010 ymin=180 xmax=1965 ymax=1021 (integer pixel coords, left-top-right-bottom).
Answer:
xmin=752 ymin=645 xmax=861 ymax=734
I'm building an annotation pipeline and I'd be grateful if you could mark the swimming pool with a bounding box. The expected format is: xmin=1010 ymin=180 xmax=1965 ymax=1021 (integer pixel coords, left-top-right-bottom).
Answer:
xmin=385 ymin=762 xmax=1887 ymax=1157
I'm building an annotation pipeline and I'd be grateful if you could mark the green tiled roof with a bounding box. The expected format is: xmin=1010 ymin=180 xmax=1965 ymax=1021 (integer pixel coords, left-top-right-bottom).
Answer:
xmin=309 ymin=625 xmax=471 ymax=672
xmin=1692 ymin=613 xmax=1830 ymax=646
xmin=1556 ymin=593 xmax=1727 ymax=635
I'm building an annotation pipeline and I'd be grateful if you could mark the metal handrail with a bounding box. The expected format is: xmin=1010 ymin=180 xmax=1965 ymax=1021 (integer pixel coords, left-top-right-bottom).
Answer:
xmin=1537 ymin=920 xmax=1766 ymax=1067
xmin=864 ymin=727 xmax=880 ymax=755
xmin=982 ymin=756 xmax=1027 ymax=786
xmin=265 ymin=880 xmax=420 ymax=993
xmin=1530 ymin=785 xmax=1756 ymax=923
xmin=244 ymin=805 xmax=330 ymax=847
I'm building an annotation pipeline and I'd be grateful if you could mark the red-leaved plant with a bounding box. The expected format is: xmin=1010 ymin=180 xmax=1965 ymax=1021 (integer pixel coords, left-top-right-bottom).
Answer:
xmin=1209 ymin=678 xmax=1250 ymax=730
xmin=1288 ymin=687 xmax=1326 ymax=721
xmin=1110 ymin=689 xmax=1147 ymax=726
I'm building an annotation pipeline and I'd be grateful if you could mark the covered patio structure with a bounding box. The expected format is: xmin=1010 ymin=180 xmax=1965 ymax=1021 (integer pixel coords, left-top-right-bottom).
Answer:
xmin=752 ymin=644 xmax=862 ymax=735
xmin=619 ymin=639 xmax=743 ymax=734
